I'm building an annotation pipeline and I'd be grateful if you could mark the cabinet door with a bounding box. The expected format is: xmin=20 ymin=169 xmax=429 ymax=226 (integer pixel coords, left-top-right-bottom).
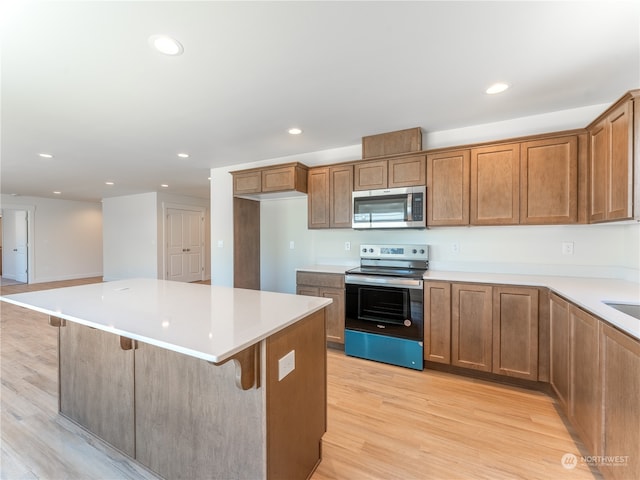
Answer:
xmin=354 ymin=160 xmax=387 ymax=190
xmin=569 ymin=306 xmax=601 ymax=455
xmin=388 ymin=155 xmax=426 ymax=188
xmin=424 ymin=281 xmax=451 ymax=364
xmin=307 ymin=167 xmax=330 ymax=229
xmin=329 ymin=165 xmax=353 ymax=228
xmin=492 ymin=286 xmax=539 ymax=380
xmin=59 ymin=322 xmax=135 ymax=457
xmin=452 ymin=283 xmax=493 ymax=371
xmin=296 ymin=272 xmax=345 ymax=345
xmin=232 ymin=170 xmax=262 ymax=195
xmin=549 ymin=293 xmax=570 ymax=412
xmin=427 ymin=149 xmax=470 ymax=226
xmin=262 ymin=165 xmax=296 ymax=192
xmin=471 ymin=144 xmax=520 ymax=225
xmin=588 ymin=119 xmax=608 ymax=222
xmin=600 ymin=323 xmax=640 ymax=480
xmin=322 ymin=287 xmax=345 ymax=344
xmin=520 ymin=136 xmax=578 ymax=224
xmin=589 ymin=99 xmax=634 ymax=223
xmin=607 ymin=100 xmax=633 ymax=220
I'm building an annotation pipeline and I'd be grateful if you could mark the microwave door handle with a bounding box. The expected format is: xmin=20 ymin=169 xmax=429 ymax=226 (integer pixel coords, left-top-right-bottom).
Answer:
xmin=406 ymin=193 xmax=413 ymax=221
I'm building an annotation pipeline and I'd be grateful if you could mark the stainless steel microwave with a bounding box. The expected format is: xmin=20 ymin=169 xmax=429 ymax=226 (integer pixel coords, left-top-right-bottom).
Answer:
xmin=352 ymin=186 xmax=426 ymax=229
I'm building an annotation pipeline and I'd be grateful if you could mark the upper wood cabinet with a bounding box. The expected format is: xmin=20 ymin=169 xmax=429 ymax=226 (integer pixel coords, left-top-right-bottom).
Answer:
xmin=353 ymin=154 xmax=426 ymax=191
xmin=231 ymin=162 xmax=308 ymax=197
xmin=362 ymin=127 xmax=422 ymax=159
xmin=307 ymin=165 xmax=353 ymax=229
xmin=520 ymin=135 xmax=581 ymax=225
xmin=588 ymin=97 xmax=635 ymax=222
xmin=426 ymin=149 xmax=470 ymax=226
xmin=470 ymin=143 xmax=520 ymax=225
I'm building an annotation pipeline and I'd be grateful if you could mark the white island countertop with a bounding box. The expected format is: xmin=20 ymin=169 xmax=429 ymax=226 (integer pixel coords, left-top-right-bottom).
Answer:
xmin=1 ymin=279 xmax=332 ymax=363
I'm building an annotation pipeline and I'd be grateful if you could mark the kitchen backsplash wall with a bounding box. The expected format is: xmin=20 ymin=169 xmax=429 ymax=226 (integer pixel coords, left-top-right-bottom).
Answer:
xmin=260 ymin=197 xmax=640 ymax=294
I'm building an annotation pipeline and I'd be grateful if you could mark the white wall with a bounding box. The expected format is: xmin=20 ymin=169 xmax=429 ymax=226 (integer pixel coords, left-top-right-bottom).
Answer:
xmin=103 ymin=192 xmax=158 ymax=281
xmin=0 ymin=194 xmax=103 ymax=283
xmin=211 ymin=102 xmax=640 ymax=293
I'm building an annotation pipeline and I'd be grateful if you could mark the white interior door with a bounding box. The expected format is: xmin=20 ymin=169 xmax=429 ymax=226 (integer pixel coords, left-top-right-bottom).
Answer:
xmin=4 ymin=210 xmax=28 ymax=282
xmin=166 ymin=208 xmax=204 ymax=282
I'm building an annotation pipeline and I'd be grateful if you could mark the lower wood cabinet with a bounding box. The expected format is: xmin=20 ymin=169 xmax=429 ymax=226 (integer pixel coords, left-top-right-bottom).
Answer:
xmin=296 ymin=271 xmax=345 ymax=344
xmin=549 ymin=293 xmax=570 ymax=411
xmin=426 ymin=282 xmax=541 ymax=381
xmin=599 ymin=323 xmax=640 ymax=480
xmin=547 ymin=295 xmax=640 ymax=480
xmin=492 ymin=286 xmax=539 ymax=380
xmin=423 ymin=281 xmax=451 ymax=364
xmin=451 ymin=283 xmax=493 ymax=372
xmin=569 ymin=305 xmax=601 ymax=456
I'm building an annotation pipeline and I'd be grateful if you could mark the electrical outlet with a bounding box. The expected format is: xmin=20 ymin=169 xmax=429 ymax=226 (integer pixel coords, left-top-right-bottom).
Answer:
xmin=451 ymin=242 xmax=460 ymax=254
xmin=562 ymin=242 xmax=574 ymax=255
xmin=217 ymin=240 xmax=223 ymax=248
xmin=345 ymin=241 xmax=351 ymax=251
xmin=278 ymin=350 xmax=295 ymax=381
xmin=289 ymin=241 xmax=295 ymax=250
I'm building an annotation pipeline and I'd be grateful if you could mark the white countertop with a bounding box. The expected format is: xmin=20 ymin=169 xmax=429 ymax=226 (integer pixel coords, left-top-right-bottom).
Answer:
xmin=297 ymin=265 xmax=640 ymax=340
xmin=1 ymin=279 xmax=332 ymax=363
xmin=297 ymin=265 xmax=354 ymax=274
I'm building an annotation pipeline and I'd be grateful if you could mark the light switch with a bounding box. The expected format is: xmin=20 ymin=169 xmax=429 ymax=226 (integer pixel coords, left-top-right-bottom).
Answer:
xmin=278 ymin=350 xmax=295 ymax=381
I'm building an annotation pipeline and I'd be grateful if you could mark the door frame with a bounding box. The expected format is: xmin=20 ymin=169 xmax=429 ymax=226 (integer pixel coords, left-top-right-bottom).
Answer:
xmin=161 ymin=202 xmax=206 ymax=282
xmin=0 ymin=204 xmax=35 ymax=284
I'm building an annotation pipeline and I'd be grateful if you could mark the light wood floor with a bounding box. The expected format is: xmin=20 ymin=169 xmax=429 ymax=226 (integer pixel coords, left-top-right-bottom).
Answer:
xmin=1 ymin=279 xmax=600 ymax=480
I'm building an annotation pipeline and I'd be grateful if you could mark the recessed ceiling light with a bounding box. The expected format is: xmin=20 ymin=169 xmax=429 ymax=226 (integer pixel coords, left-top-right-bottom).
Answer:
xmin=105 ymin=181 xmax=115 ymax=186
xmin=486 ymin=82 xmax=510 ymax=95
xmin=149 ymin=35 xmax=184 ymax=56
xmin=39 ymin=153 xmax=54 ymax=158
xmin=53 ymin=191 xmax=62 ymax=195
xmin=177 ymin=153 xmax=189 ymax=158
xmin=161 ymin=184 xmax=169 ymax=188
xmin=288 ymin=128 xmax=302 ymax=135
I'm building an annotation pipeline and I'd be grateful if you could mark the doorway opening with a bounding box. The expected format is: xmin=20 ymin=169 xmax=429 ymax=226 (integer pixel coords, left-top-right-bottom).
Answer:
xmin=0 ymin=209 xmax=30 ymax=286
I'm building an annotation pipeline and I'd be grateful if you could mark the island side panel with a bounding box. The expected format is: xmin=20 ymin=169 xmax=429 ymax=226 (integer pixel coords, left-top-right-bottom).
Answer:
xmin=134 ymin=342 xmax=266 ymax=480
xmin=58 ymin=321 xmax=136 ymax=457
xmin=266 ymin=309 xmax=327 ymax=480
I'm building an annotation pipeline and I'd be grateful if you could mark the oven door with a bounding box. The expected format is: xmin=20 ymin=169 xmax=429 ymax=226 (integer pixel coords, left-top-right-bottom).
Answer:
xmin=345 ymin=277 xmax=423 ymax=341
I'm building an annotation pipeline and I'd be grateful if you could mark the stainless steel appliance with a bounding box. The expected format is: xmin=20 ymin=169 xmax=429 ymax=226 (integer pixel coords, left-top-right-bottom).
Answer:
xmin=352 ymin=186 xmax=426 ymax=229
xmin=345 ymin=244 xmax=429 ymax=370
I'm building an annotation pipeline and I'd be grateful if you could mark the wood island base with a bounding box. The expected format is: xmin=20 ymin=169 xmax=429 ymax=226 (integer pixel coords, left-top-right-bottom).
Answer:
xmin=53 ymin=309 xmax=327 ymax=480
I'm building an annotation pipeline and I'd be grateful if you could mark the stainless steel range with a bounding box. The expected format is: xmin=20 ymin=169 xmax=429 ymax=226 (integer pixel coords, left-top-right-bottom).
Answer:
xmin=345 ymin=244 xmax=429 ymax=370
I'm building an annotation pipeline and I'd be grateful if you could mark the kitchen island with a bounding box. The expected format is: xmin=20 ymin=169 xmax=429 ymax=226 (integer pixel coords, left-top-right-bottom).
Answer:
xmin=1 ymin=279 xmax=332 ymax=480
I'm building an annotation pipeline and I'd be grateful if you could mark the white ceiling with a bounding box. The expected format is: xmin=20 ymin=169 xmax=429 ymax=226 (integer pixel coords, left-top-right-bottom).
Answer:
xmin=1 ymin=1 xmax=638 ymax=202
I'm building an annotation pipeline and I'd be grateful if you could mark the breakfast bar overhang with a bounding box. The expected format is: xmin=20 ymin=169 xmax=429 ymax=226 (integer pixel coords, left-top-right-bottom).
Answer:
xmin=1 ymin=279 xmax=332 ymax=480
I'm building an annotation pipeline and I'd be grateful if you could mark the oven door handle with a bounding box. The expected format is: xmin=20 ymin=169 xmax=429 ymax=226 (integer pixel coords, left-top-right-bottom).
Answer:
xmin=345 ymin=275 xmax=423 ymax=290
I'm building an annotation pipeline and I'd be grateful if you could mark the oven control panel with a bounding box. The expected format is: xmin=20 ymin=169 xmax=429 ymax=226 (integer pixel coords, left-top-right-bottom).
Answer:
xmin=360 ymin=244 xmax=429 ymax=260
